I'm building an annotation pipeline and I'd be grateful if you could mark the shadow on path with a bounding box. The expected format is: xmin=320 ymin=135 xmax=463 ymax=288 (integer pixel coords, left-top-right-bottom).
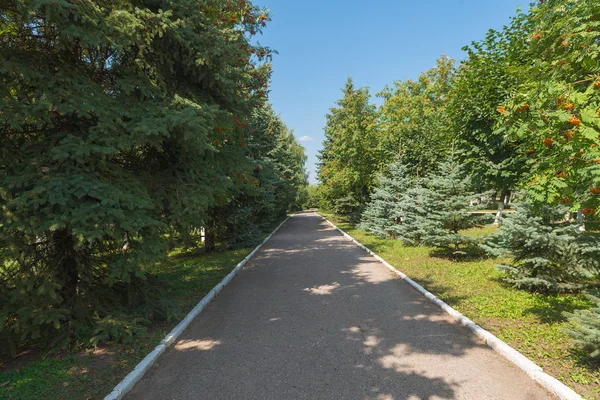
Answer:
xmin=127 ymin=211 xmax=551 ymax=400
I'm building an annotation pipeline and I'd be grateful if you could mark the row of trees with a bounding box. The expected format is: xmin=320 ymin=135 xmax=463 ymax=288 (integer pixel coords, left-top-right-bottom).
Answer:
xmin=319 ymin=1 xmax=600 ymax=221
xmin=0 ymin=0 xmax=306 ymax=355
xmin=317 ymin=0 xmax=600 ymax=358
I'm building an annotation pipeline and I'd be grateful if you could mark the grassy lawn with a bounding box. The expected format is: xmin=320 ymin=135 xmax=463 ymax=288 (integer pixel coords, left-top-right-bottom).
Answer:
xmin=321 ymin=213 xmax=600 ymax=400
xmin=0 ymin=247 xmax=254 ymax=400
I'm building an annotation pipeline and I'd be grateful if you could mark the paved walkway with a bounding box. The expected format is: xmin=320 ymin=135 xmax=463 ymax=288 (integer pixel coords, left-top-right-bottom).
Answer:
xmin=128 ymin=212 xmax=552 ymax=400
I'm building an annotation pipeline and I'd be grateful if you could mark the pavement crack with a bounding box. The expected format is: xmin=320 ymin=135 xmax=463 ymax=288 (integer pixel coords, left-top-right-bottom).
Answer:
xmin=306 ymin=335 xmax=326 ymax=351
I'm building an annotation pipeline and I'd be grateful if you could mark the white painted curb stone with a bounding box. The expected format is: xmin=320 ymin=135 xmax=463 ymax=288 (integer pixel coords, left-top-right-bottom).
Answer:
xmin=316 ymin=212 xmax=582 ymax=400
xmin=104 ymin=216 xmax=290 ymax=400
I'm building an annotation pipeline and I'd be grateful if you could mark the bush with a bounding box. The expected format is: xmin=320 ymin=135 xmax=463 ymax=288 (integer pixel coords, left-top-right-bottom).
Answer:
xmin=482 ymin=203 xmax=600 ymax=293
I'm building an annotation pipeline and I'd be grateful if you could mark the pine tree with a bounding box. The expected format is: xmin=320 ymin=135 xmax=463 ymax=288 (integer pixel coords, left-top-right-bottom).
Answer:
xmin=564 ymin=290 xmax=600 ymax=359
xmin=359 ymin=161 xmax=412 ymax=237
xmin=482 ymin=203 xmax=600 ymax=293
xmin=419 ymin=159 xmax=487 ymax=255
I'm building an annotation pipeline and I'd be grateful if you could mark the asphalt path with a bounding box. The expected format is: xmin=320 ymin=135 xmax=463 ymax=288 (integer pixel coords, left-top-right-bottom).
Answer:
xmin=127 ymin=211 xmax=552 ymax=400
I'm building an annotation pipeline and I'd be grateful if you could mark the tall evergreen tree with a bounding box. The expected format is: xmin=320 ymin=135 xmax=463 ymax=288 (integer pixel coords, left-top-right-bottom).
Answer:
xmin=0 ymin=0 xmax=275 ymax=351
xmin=211 ymin=105 xmax=307 ymax=249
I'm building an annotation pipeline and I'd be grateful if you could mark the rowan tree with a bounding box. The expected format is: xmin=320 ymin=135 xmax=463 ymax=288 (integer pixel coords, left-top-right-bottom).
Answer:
xmin=500 ymin=0 xmax=600 ymax=218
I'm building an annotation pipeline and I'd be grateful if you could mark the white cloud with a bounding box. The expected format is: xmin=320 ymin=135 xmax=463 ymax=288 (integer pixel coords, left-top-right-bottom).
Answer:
xmin=298 ymin=136 xmax=313 ymax=142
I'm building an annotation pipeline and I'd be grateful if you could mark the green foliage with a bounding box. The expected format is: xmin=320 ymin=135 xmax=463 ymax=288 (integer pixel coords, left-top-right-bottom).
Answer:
xmin=0 ymin=245 xmax=254 ymax=399
xmin=318 ymin=78 xmax=380 ymax=209
xmin=207 ymin=105 xmax=307 ymax=249
xmin=565 ymin=290 xmax=600 ymax=360
xmin=483 ymin=203 xmax=600 ymax=293
xmin=387 ymin=185 xmax=434 ymax=246
xmin=332 ymin=193 xmax=363 ymax=223
xmin=378 ymin=56 xmax=455 ymax=177
xmin=500 ymin=0 xmax=600 ymax=214
xmin=565 ymin=290 xmax=600 ymax=358
xmin=0 ymin=0 xmax=305 ymax=355
xmin=450 ymin=20 xmax=528 ymax=194
xmin=419 ymin=159 xmax=487 ymax=254
xmin=301 ymin=185 xmax=322 ymax=209
xmin=359 ymin=161 xmax=412 ymax=237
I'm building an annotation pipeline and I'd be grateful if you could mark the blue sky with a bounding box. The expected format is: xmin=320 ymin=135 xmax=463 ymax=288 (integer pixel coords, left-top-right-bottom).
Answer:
xmin=255 ymin=0 xmax=526 ymax=183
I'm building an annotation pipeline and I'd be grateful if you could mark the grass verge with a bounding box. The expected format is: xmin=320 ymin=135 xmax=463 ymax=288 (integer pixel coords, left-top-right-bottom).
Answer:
xmin=321 ymin=212 xmax=600 ymax=400
xmin=0 ymin=247 xmax=254 ymax=400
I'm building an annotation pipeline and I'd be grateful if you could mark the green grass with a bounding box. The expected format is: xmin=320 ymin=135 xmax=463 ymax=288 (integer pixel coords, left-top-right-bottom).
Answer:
xmin=321 ymin=213 xmax=600 ymax=399
xmin=0 ymin=247 xmax=254 ymax=400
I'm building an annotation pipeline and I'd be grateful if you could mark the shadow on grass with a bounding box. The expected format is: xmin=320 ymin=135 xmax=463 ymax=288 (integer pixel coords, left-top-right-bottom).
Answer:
xmin=522 ymin=294 xmax=592 ymax=324
xmin=569 ymin=347 xmax=600 ymax=372
xmin=429 ymin=244 xmax=491 ymax=262
xmin=413 ymin=277 xmax=469 ymax=308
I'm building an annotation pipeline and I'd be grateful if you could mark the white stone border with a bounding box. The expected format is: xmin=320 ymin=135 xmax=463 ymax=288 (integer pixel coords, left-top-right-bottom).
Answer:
xmin=316 ymin=212 xmax=582 ymax=400
xmin=104 ymin=217 xmax=290 ymax=400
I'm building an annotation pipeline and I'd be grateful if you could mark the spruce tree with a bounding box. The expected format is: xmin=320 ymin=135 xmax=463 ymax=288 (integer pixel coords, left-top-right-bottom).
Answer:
xmin=387 ymin=183 xmax=434 ymax=246
xmin=213 ymin=106 xmax=307 ymax=249
xmin=0 ymin=0 xmax=275 ymax=351
xmin=564 ymin=290 xmax=600 ymax=359
xmin=419 ymin=159 xmax=487 ymax=255
xmin=482 ymin=203 xmax=600 ymax=293
xmin=359 ymin=161 xmax=412 ymax=237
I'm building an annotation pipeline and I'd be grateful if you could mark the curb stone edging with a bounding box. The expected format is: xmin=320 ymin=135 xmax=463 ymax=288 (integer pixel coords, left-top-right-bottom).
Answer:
xmin=104 ymin=217 xmax=290 ymax=400
xmin=316 ymin=212 xmax=582 ymax=400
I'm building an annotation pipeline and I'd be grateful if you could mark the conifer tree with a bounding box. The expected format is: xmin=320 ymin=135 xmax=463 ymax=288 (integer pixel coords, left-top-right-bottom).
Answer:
xmin=359 ymin=161 xmax=412 ymax=237
xmin=212 ymin=105 xmax=307 ymax=249
xmin=387 ymin=183 xmax=434 ymax=246
xmin=564 ymin=290 xmax=600 ymax=359
xmin=0 ymin=0 xmax=276 ymax=351
xmin=419 ymin=159 xmax=486 ymax=255
xmin=482 ymin=203 xmax=600 ymax=293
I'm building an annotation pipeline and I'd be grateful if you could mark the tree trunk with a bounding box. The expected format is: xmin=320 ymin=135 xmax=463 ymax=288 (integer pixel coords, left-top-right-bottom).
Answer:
xmin=577 ymin=209 xmax=586 ymax=232
xmin=494 ymin=189 xmax=508 ymax=225
xmin=204 ymin=226 xmax=216 ymax=253
xmin=52 ymin=229 xmax=78 ymax=307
